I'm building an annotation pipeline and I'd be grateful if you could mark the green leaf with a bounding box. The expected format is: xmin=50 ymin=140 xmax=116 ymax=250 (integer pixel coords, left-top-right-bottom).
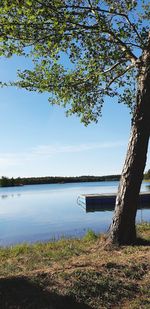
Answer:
xmin=0 ymin=0 xmax=148 ymax=124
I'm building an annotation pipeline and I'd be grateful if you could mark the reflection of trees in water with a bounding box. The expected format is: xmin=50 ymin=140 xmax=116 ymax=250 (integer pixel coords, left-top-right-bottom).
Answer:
xmin=1 ymin=194 xmax=21 ymax=199
xmin=1 ymin=195 xmax=8 ymax=199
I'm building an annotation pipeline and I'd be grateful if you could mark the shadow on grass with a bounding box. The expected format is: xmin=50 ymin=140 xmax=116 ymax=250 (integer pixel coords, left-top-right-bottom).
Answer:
xmin=0 ymin=276 xmax=92 ymax=309
xmin=135 ymin=238 xmax=150 ymax=246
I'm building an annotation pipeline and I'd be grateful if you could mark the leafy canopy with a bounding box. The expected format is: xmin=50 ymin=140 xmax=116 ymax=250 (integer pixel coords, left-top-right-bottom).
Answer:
xmin=0 ymin=0 xmax=149 ymax=124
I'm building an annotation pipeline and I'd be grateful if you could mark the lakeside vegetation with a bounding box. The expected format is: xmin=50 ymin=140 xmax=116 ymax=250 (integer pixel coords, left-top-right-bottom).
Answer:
xmin=0 ymin=223 xmax=149 ymax=308
xmin=0 ymin=175 xmax=121 ymax=187
xmin=0 ymin=172 xmax=150 ymax=187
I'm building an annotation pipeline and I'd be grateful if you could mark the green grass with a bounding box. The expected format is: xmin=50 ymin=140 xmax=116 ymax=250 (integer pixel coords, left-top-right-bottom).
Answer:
xmin=0 ymin=234 xmax=98 ymax=276
xmin=83 ymin=229 xmax=98 ymax=241
xmin=65 ymin=269 xmax=139 ymax=308
xmin=0 ymin=224 xmax=149 ymax=308
xmin=137 ymin=221 xmax=150 ymax=232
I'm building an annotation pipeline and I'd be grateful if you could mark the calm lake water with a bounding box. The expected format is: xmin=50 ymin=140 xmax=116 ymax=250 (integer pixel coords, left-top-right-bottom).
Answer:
xmin=0 ymin=181 xmax=150 ymax=246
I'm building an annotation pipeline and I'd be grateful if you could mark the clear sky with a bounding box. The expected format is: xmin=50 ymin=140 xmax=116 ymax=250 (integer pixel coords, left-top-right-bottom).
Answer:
xmin=0 ymin=55 xmax=150 ymax=178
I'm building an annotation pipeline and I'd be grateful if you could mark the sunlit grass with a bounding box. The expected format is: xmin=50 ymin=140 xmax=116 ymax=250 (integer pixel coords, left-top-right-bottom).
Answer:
xmin=0 ymin=223 xmax=149 ymax=308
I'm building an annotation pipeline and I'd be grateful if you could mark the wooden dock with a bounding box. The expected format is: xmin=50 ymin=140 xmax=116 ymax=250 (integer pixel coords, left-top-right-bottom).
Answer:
xmin=78 ymin=192 xmax=150 ymax=212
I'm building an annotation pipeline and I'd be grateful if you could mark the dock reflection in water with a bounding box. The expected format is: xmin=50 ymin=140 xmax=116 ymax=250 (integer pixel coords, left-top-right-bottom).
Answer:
xmin=0 ymin=181 xmax=149 ymax=246
xmin=77 ymin=193 xmax=150 ymax=213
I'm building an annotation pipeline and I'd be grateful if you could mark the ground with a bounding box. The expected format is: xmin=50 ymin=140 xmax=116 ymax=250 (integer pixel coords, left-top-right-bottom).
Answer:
xmin=0 ymin=223 xmax=149 ymax=308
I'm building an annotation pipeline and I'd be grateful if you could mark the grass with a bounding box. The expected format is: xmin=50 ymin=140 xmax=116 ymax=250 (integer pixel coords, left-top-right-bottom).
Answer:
xmin=0 ymin=223 xmax=149 ymax=308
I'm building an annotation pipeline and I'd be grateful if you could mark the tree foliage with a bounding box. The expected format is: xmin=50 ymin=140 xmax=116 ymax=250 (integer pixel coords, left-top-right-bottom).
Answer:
xmin=0 ymin=0 xmax=150 ymax=124
xmin=0 ymin=174 xmax=120 ymax=187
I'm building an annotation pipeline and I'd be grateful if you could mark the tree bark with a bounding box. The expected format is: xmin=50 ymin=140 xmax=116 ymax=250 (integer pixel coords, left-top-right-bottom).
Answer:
xmin=108 ymin=39 xmax=150 ymax=245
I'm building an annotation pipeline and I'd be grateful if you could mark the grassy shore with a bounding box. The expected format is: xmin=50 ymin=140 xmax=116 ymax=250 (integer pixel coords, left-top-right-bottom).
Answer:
xmin=0 ymin=223 xmax=150 ymax=308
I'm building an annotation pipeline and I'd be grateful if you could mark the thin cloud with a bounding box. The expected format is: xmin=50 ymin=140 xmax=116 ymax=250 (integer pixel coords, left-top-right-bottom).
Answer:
xmin=33 ymin=141 xmax=126 ymax=156
xmin=0 ymin=141 xmax=126 ymax=171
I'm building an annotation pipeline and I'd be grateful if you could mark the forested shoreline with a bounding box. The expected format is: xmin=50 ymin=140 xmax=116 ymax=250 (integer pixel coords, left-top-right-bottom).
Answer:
xmin=1 ymin=170 xmax=149 ymax=187
xmin=0 ymin=175 xmax=121 ymax=187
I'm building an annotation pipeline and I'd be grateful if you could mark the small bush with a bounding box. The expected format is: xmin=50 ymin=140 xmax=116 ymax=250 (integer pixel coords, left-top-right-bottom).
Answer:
xmin=83 ymin=229 xmax=98 ymax=241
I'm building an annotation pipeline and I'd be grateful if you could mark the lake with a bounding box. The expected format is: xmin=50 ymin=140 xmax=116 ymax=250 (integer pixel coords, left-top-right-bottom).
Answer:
xmin=0 ymin=181 xmax=150 ymax=246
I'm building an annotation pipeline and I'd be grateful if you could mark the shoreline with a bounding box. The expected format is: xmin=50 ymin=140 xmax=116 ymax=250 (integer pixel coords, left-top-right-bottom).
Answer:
xmin=1 ymin=175 xmax=150 ymax=188
xmin=0 ymin=175 xmax=121 ymax=188
xmin=0 ymin=223 xmax=149 ymax=308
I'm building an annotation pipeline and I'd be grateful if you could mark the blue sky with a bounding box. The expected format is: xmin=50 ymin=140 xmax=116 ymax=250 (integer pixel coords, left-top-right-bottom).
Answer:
xmin=0 ymin=56 xmax=150 ymax=178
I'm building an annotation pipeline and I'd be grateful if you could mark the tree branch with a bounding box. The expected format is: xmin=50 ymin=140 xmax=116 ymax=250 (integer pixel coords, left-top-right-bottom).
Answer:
xmin=103 ymin=61 xmax=125 ymax=74
xmin=62 ymin=3 xmax=143 ymax=49
xmin=109 ymin=14 xmax=144 ymax=46
xmin=104 ymin=29 xmax=137 ymax=62
xmin=106 ymin=64 xmax=134 ymax=89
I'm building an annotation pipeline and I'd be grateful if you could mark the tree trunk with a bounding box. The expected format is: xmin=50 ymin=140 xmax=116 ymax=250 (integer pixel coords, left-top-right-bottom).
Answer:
xmin=108 ymin=43 xmax=150 ymax=245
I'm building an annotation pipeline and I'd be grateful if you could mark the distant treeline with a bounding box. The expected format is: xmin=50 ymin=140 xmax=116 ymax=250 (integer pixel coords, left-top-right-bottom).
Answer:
xmin=144 ymin=169 xmax=150 ymax=180
xmin=0 ymin=175 xmax=121 ymax=187
xmin=1 ymin=170 xmax=149 ymax=187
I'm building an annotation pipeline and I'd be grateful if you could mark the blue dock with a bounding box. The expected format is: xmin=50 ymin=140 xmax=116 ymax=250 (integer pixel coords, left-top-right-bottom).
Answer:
xmin=77 ymin=192 xmax=150 ymax=212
